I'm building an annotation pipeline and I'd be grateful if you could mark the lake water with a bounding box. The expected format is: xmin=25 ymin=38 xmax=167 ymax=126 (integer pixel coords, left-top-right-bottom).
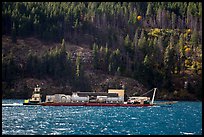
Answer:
xmin=2 ymin=99 xmax=202 ymax=135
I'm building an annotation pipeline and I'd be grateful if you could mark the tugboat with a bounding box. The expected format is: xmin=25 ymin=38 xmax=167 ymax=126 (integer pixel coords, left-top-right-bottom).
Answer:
xmin=23 ymin=85 xmax=42 ymax=105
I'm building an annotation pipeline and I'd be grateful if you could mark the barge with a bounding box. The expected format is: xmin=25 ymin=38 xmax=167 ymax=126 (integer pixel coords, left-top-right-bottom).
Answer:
xmin=23 ymin=85 xmax=159 ymax=107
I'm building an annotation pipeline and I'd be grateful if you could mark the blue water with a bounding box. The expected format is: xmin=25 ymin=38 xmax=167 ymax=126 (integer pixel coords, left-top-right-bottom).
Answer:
xmin=2 ymin=99 xmax=202 ymax=135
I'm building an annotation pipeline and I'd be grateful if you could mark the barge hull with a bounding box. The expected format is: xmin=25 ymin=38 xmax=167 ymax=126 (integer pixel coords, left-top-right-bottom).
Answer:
xmin=41 ymin=102 xmax=154 ymax=107
xmin=23 ymin=103 xmax=41 ymax=105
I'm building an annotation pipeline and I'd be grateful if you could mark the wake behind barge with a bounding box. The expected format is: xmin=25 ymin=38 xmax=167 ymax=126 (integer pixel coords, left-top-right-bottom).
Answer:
xmin=24 ymin=85 xmax=176 ymax=107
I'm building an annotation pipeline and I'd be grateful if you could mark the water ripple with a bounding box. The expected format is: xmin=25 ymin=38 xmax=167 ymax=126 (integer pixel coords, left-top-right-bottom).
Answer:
xmin=2 ymin=100 xmax=202 ymax=135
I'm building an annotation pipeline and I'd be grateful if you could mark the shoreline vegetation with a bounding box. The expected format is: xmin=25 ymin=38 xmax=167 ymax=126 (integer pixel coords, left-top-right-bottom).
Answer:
xmin=2 ymin=2 xmax=202 ymax=101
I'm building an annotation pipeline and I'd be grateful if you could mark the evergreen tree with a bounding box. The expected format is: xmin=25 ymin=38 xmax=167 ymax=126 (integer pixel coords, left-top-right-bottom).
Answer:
xmin=61 ymin=38 xmax=66 ymax=52
xmin=104 ymin=43 xmax=110 ymax=71
xmin=11 ymin=22 xmax=17 ymax=43
xmin=76 ymin=52 xmax=81 ymax=77
xmin=190 ymin=31 xmax=199 ymax=50
xmin=171 ymin=12 xmax=176 ymax=29
xmin=178 ymin=33 xmax=185 ymax=74
xmin=108 ymin=63 xmax=112 ymax=74
xmin=93 ymin=43 xmax=99 ymax=69
xmin=124 ymin=34 xmax=132 ymax=52
xmin=163 ymin=43 xmax=176 ymax=91
xmin=146 ymin=2 xmax=153 ymax=17
xmin=138 ymin=35 xmax=147 ymax=55
xmin=164 ymin=42 xmax=176 ymax=75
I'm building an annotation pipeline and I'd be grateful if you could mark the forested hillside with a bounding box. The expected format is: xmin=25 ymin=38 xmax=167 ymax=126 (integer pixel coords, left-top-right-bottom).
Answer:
xmin=2 ymin=2 xmax=202 ymax=100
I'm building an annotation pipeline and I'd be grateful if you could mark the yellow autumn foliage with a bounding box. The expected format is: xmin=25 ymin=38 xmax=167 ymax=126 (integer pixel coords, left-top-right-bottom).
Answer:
xmin=185 ymin=47 xmax=191 ymax=53
xmin=137 ymin=15 xmax=142 ymax=21
xmin=187 ymin=29 xmax=191 ymax=33
xmin=185 ymin=59 xmax=191 ymax=66
xmin=184 ymin=45 xmax=188 ymax=49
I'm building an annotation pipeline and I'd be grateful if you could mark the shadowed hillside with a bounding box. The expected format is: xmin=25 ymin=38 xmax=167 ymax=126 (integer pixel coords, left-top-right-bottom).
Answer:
xmin=2 ymin=2 xmax=202 ymax=100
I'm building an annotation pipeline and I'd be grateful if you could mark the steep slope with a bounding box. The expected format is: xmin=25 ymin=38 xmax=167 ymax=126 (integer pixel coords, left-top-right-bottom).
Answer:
xmin=2 ymin=35 xmax=149 ymax=100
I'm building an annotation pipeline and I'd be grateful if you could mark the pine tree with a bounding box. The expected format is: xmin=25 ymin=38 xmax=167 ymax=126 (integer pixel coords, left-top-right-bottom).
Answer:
xmin=156 ymin=7 xmax=162 ymax=28
xmin=138 ymin=35 xmax=147 ymax=55
xmin=143 ymin=54 xmax=151 ymax=68
xmin=61 ymin=38 xmax=66 ymax=52
xmin=116 ymin=67 xmax=121 ymax=76
xmin=108 ymin=63 xmax=112 ymax=74
xmin=124 ymin=34 xmax=131 ymax=52
xmin=11 ymin=22 xmax=17 ymax=43
xmin=146 ymin=2 xmax=153 ymax=17
xmin=178 ymin=34 xmax=185 ymax=74
xmin=163 ymin=44 xmax=175 ymax=90
xmin=164 ymin=43 xmax=176 ymax=75
xmin=133 ymin=29 xmax=140 ymax=73
xmin=76 ymin=52 xmax=81 ymax=77
xmin=104 ymin=43 xmax=109 ymax=71
xmin=93 ymin=43 xmax=99 ymax=69
xmin=190 ymin=31 xmax=198 ymax=50
xmin=171 ymin=12 xmax=176 ymax=29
